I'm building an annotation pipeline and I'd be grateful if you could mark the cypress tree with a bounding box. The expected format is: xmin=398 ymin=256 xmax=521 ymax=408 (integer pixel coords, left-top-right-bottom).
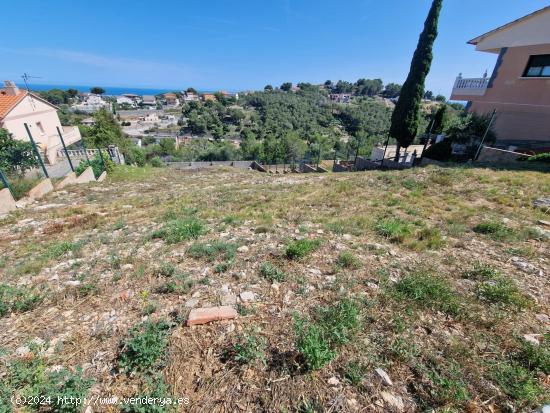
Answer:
xmin=389 ymin=0 xmax=443 ymax=161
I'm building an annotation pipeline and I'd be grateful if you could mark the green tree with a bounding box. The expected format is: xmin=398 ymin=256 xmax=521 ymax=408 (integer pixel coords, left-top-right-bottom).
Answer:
xmin=264 ymin=85 xmax=273 ymax=91
xmin=424 ymin=90 xmax=434 ymax=100
xmin=334 ymin=80 xmax=353 ymax=93
xmin=0 ymin=128 xmax=38 ymax=176
xmin=435 ymin=94 xmax=446 ymax=102
xmin=40 ymin=89 xmax=69 ymax=105
xmin=280 ymin=82 xmax=292 ymax=92
xmin=90 ymin=87 xmax=105 ymax=95
xmin=86 ymin=108 xmax=128 ymax=151
xmin=432 ymin=105 xmax=448 ymax=134
xmin=66 ymin=88 xmax=79 ymax=98
xmin=389 ymin=0 xmax=443 ymax=160
xmin=186 ymin=87 xmax=198 ymax=94
xmin=382 ymin=83 xmax=402 ymax=98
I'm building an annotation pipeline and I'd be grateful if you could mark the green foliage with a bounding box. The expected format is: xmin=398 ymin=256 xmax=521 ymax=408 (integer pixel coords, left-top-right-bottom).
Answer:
xmin=125 ymin=146 xmax=146 ymax=167
xmin=0 ymin=284 xmax=42 ymax=317
xmin=491 ymin=362 xmax=544 ymax=406
xmin=0 ymin=128 xmax=38 ymax=176
xmin=259 ymin=262 xmax=286 ymax=282
xmin=463 ymin=262 xmax=499 ymax=280
xmin=294 ymin=316 xmax=336 ymax=371
xmin=90 ymin=87 xmax=105 ymax=95
xmin=473 ymin=221 xmax=516 ymax=241
xmin=375 ymin=218 xmax=413 ymax=243
xmin=336 ymin=251 xmax=361 ymax=269
xmin=1 ymin=352 xmax=92 ymax=413
xmin=45 ymin=240 xmax=85 ymax=259
xmin=150 ymin=156 xmax=163 ymax=167
xmin=285 ymin=239 xmax=321 ymax=260
xmin=413 ymin=227 xmax=444 ymax=250
xmin=85 ymin=108 xmax=128 ymax=152
xmin=232 ymin=327 xmax=267 ymax=365
xmin=39 ymin=89 xmax=74 ymax=105
xmin=118 ymin=320 xmax=171 ymax=373
xmin=513 ymin=335 xmax=550 ymax=374
xmin=187 ymin=241 xmax=237 ymax=262
xmin=121 ymin=375 xmax=174 ymax=413
xmin=476 ymin=277 xmax=529 ymax=309
xmin=75 ymin=151 xmax=114 ymax=179
xmin=392 ymin=272 xmax=461 ymax=316
xmin=152 ymin=218 xmax=206 ymax=244
xmin=0 ymin=176 xmax=41 ymax=200
xmin=389 ymin=0 xmax=442 ymax=149
xmin=293 ymin=299 xmax=359 ymax=371
xmin=526 ymin=152 xmax=550 ymax=163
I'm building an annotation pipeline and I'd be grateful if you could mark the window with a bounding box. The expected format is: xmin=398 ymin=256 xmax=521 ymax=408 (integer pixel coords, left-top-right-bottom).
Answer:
xmin=36 ymin=121 xmax=45 ymax=134
xmin=523 ymin=54 xmax=550 ymax=77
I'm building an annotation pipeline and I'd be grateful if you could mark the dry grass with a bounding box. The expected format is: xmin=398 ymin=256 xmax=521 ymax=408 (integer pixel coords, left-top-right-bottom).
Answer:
xmin=0 ymin=165 xmax=548 ymax=412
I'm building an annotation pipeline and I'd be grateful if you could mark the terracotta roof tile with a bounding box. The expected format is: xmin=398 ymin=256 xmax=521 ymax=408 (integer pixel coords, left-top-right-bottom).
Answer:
xmin=0 ymin=91 xmax=27 ymax=119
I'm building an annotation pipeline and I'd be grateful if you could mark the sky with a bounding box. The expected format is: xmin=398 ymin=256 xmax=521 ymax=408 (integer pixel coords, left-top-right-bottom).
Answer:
xmin=1 ymin=0 xmax=549 ymax=96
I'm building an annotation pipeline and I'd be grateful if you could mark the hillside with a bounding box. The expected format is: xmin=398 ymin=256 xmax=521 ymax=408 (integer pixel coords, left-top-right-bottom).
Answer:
xmin=0 ymin=166 xmax=549 ymax=412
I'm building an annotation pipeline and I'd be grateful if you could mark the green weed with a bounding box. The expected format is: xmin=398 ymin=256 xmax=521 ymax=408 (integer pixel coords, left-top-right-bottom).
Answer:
xmin=259 ymin=262 xmax=286 ymax=282
xmin=285 ymin=239 xmax=321 ymax=260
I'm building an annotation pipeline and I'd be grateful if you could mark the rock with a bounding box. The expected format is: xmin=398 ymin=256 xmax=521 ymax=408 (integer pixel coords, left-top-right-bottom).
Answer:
xmin=511 ymin=257 xmax=538 ymax=273
xmin=327 ymin=376 xmax=340 ymax=386
xmin=324 ymin=275 xmax=336 ymax=284
xmin=15 ymin=346 xmax=31 ymax=357
xmin=308 ymin=268 xmax=322 ymax=276
xmin=535 ymin=314 xmax=550 ymax=324
xmin=187 ymin=306 xmax=237 ymax=326
xmin=375 ymin=368 xmax=393 ymax=386
xmin=538 ymin=220 xmax=550 ymax=227
xmin=240 ymin=291 xmax=256 ymax=302
xmin=533 ymin=198 xmax=550 ymax=211
xmin=221 ymin=294 xmax=237 ymax=306
xmin=380 ymin=391 xmax=404 ymax=412
xmin=316 ymin=229 xmax=324 ymax=234
xmin=271 ymin=282 xmax=280 ymax=292
xmin=237 ymin=245 xmax=249 ymax=253
xmin=185 ymin=298 xmax=199 ymax=308
xmin=342 ymin=234 xmax=353 ymax=241
xmin=64 ymin=280 xmax=81 ymax=287
xmin=121 ymin=263 xmax=134 ymax=271
xmin=523 ymin=334 xmax=542 ymax=346
xmin=33 ymin=203 xmax=65 ymax=211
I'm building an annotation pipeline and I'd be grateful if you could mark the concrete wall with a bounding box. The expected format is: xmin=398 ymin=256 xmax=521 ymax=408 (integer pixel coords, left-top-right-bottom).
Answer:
xmin=0 ymin=188 xmax=17 ymax=215
xmin=476 ymin=146 xmax=524 ymax=163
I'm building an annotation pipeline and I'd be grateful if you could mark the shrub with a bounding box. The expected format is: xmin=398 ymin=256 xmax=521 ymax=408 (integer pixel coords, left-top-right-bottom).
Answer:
xmin=513 ymin=335 xmax=550 ymax=374
xmin=294 ymin=316 xmax=336 ymax=371
xmin=473 ymin=221 xmax=516 ymax=241
xmin=285 ymin=239 xmax=321 ymax=260
xmin=0 ymin=284 xmax=42 ymax=317
xmin=476 ymin=277 xmax=529 ymax=309
xmin=75 ymin=150 xmax=114 ymax=179
xmin=121 ymin=375 xmax=174 ymax=413
xmin=413 ymin=227 xmax=443 ymax=250
xmin=125 ymin=146 xmax=146 ymax=167
xmin=150 ymin=156 xmax=163 ymax=167
xmin=423 ymin=139 xmax=452 ymax=161
xmin=336 ymin=251 xmax=361 ymax=269
xmin=0 ymin=128 xmax=38 ymax=176
xmin=316 ymin=299 xmax=359 ymax=345
xmin=232 ymin=328 xmax=267 ymax=365
xmin=526 ymin=152 xmax=550 ymax=163
xmin=491 ymin=362 xmax=544 ymax=406
xmin=463 ymin=262 xmax=499 ymax=280
xmin=375 ymin=218 xmax=412 ymax=243
xmin=118 ymin=320 xmax=171 ymax=373
xmin=259 ymin=262 xmax=286 ymax=282
xmin=152 ymin=218 xmax=206 ymax=244
xmin=393 ymin=272 xmax=461 ymax=316
xmin=40 ymin=367 xmax=93 ymax=413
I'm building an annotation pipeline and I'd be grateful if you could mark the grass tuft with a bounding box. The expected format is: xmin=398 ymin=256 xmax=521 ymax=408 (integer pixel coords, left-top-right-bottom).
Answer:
xmin=285 ymin=239 xmax=321 ymax=260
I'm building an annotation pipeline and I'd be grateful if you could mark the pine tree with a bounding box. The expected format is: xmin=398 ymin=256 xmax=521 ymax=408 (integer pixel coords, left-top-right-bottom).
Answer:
xmin=389 ymin=0 xmax=443 ymax=161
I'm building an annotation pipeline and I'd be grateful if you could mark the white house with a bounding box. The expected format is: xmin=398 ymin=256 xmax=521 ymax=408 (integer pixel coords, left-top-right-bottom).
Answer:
xmin=116 ymin=96 xmax=137 ymax=107
xmin=72 ymin=93 xmax=110 ymax=113
xmin=0 ymin=80 xmax=82 ymax=164
xmin=139 ymin=113 xmax=159 ymax=123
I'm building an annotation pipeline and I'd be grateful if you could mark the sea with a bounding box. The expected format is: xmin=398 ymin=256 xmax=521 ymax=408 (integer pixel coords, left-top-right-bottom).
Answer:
xmin=18 ymin=83 xmax=211 ymax=96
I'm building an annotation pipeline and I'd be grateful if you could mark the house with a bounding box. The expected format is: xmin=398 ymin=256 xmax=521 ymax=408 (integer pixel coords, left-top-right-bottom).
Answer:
xmin=72 ymin=93 xmax=109 ymax=113
xmin=202 ymin=93 xmax=216 ymax=102
xmin=163 ymin=93 xmax=180 ymax=107
xmin=139 ymin=113 xmax=159 ymax=123
xmin=81 ymin=117 xmax=96 ymax=126
xmin=142 ymin=95 xmax=157 ymax=106
xmin=450 ymin=6 xmax=550 ymax=152
xmin=330 ymin=93 xmax=352 ymax=104
xmin=116 ymin=95 xmax=137 ymax=107
xmin=183 ymin=91 xmax=199 ymax=102
xmin=0 ymin=80 xmax=82 ymax=164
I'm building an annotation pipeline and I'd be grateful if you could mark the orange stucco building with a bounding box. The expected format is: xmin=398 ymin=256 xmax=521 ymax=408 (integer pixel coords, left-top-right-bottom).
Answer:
xmin=450 ymin=6 xmax=550 ymax=153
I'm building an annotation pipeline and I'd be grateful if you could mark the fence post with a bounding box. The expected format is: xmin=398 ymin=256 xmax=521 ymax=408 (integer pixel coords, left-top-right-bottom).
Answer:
xmin=380 ymin=134 xmax=390 ymax=168
xmin=56 ymin=126 xmax=74 ymax=172
xmin=474 ymin=109 xmax=497 ymax=161
xmin=24 ymin=123 xmax=49 ymax=178
xmin=0 ymin=168 xmax=15 ymax=199
xmin=97 ymin=148 xmax=107 ymax=170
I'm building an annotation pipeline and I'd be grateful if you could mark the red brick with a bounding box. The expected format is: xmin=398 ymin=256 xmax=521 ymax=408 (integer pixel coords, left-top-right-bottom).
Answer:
xmin=187 ymin=306 xmax=237 ymax=326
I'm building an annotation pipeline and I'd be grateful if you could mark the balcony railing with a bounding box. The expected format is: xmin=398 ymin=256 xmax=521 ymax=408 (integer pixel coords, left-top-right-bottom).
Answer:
xmin=451 ymin=75 xmax=489 ymax=97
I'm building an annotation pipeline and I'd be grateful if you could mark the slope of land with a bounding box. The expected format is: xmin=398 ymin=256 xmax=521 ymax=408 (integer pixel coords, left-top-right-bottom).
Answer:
xmin=0 ymin=166 xmax=549 ymax=412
